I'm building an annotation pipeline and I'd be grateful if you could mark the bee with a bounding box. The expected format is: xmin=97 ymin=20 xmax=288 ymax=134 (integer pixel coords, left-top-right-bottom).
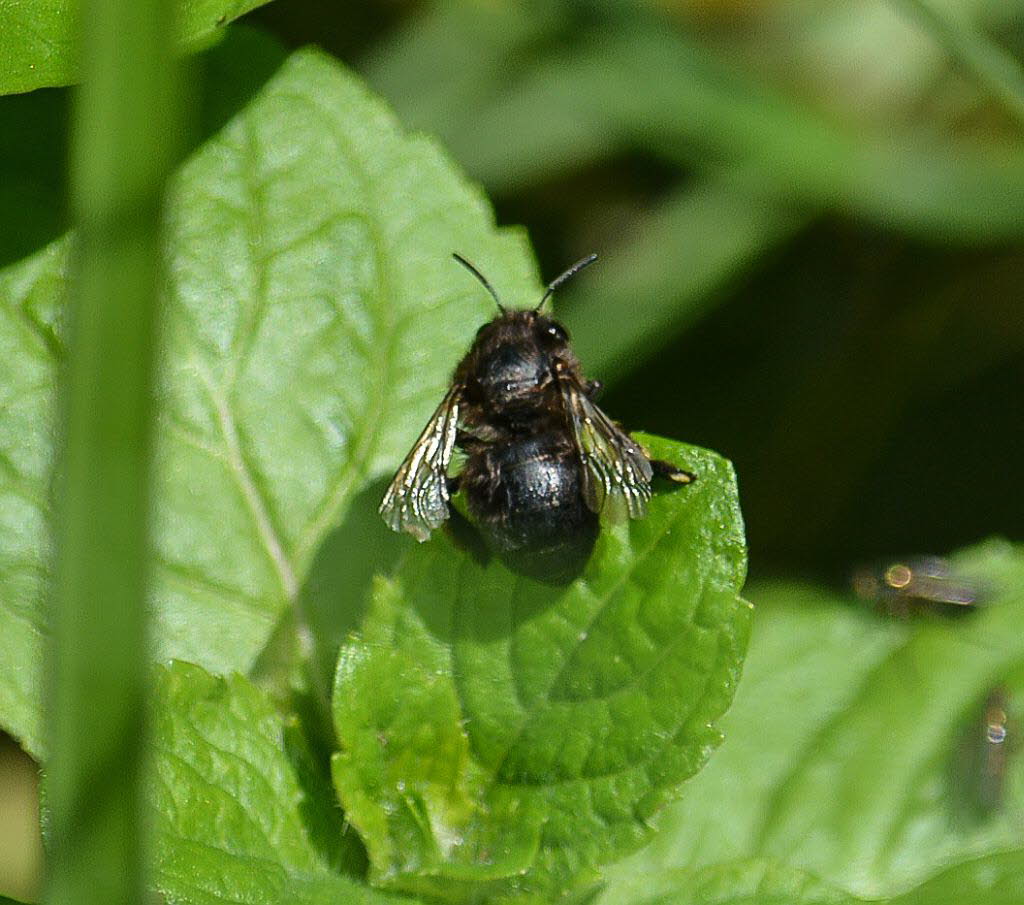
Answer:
xmin=379 ymin=253 xmax=694 ymax=581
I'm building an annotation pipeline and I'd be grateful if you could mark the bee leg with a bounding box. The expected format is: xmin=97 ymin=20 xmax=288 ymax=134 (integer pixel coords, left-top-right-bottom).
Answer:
xmin=585 ymin=379 xmax=603 ymax=400
xmin=650 ymin=458 xmax=696 ymax=485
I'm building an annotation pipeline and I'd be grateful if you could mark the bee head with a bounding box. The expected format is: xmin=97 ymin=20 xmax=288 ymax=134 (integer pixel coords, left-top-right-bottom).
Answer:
xmin=533 ymin=312 xmax=570 ymax=349
xmin=461 ymin=309 xmax=568 ymax=415
xmin=452 ymin=253 xmax=594 ymax=413
xmin=472 ymin=308 xmax=568 ymax=345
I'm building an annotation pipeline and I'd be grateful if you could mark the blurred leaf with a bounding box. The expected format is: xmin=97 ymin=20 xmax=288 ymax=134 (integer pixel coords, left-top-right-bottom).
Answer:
xmin=893 ymin=0 xmax=1024 ymax=130
xmin=152 ymin=662 xmax=408 ymax=905
xmin=452 ymin=22 xmax=1024 ymax=242
xmin=601 ymin=539 xmax=1024 ymax=901
xmin=602 ymin=850 xmax=1024 ymax=905
xmin=0 ymin=0 xmax=275 ymax=94
xmin=892 ymin=849 xmax=1024 ymax=905
xmin=331 ymin=436 xmax=750 ymax=902
xmin=605 ymin=859 xmax=868 ymax=905
xmin=0 ymin=47 xmax=538 ymax=753
xmin=365 ymin=8 xmax=812 ymax=385
xmin=360 ymin=0 xmax=565 ymax=139
xmin=562 ymin=172 xmax=808 ymax=381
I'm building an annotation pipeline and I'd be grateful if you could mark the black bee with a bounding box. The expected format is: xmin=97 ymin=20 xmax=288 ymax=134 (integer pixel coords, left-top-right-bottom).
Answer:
xmin=379 ymin=253 xmax=693 ymax=581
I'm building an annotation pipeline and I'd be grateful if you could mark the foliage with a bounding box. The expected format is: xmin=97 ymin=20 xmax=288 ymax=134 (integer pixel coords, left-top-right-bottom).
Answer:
xmin=1 ymin=1 xmax=1023 ymax=904
xmin=600 ymin=539 xmax=1024 ymax=905
xmin=0 ymin=0 xmax=275 ymax=94
xmin=332 ymin=437 xmax=747 ymax=901
xmin=0 ymin=34 xmax=748 ymax=904
xmin=151 ymin=662 xmax=405 ymax=905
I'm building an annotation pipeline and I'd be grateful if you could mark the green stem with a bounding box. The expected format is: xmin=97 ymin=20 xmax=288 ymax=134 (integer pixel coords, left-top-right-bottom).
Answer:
xmin=45 ymin=1 xmax=179 ymax=903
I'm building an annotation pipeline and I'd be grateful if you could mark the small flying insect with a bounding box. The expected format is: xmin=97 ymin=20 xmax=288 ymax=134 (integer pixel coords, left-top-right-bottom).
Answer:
xmin=379 ymin=253 xmax=694 ymax=581
xmin=953 ymin=685 xmax=1015 ymax=819
xmin=850 ymin=555 xmax=984 ymax=619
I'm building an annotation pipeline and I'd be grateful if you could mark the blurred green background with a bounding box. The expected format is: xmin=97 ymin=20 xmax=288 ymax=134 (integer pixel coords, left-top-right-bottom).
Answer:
xmin=250 ymin=0 xmax=1024 ymax=578
xmin=4 ymin=0 xmax=1024 ymax=899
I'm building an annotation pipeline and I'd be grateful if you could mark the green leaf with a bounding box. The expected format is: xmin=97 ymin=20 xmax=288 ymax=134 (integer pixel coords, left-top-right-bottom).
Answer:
xmin=0 ymin=0 xmax=273 ymax=95
xmin=331 ymin=435 xmax=750 ymax=902
xmin=892 ymin=849 xmax=1024 ymax=905
xmin=0 ymin=47 xmax=537 ymax=753
xmin=0 ymin=241 xmax=65 ymax=759
xmin=603 ymin=849 xmax=1024 ymax=905
xmin=606 ymin=859 xmax=868 ymax=905
xmin=601 ymin=539 xmax=1024 ymax=901
xmin=151 ymin=46 xmax=535 ymax=669
xmin=152 ymin=661 xmax=406 ymax=905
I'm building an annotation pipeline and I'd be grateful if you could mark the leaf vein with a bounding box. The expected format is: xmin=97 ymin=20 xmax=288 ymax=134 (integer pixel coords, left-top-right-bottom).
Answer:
xmin=195 ymin=363 xmax=298 ymax=601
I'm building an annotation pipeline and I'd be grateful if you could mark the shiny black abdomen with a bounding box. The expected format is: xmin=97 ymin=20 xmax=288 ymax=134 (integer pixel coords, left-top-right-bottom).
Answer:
xmin=462 ymin=431 xmax=598 ymax=582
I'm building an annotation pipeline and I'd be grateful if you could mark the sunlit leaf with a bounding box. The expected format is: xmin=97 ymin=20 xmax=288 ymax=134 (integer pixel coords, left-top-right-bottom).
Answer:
xmin=0 ymin=45 xmax=537 ymax=755
xmin=152 ymin=662 xmax=405 ymax=905
xmin=0 ymin=0 xmax=272 ymax=94
xmin=332 ymin=436 xmax=750 ymax=902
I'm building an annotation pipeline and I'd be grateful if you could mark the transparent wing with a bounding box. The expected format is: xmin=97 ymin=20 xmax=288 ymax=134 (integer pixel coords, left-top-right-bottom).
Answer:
xmin=379 ymin=387 xmax=460 ymax=541
xmin=561 ymin=379 xmax=653 ymax=520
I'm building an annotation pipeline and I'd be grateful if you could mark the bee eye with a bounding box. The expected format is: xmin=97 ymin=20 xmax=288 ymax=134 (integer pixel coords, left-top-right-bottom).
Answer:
xmin=545 ymin=323 xmax=568 ymax=343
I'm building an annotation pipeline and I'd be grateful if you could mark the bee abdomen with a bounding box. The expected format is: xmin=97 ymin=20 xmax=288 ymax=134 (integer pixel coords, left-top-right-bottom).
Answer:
xmin=463 ymin=432 xmax=598 ymax=582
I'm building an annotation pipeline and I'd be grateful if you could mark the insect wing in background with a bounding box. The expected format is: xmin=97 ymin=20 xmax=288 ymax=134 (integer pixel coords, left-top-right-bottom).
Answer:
xmin=378 ymin=386 xmax=460 ymax=541
xmin=851 ymin=555 xmax=984 ymax=618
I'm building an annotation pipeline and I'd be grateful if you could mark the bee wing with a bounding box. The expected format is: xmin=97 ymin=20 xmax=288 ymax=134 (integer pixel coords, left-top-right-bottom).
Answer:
xmin=560 ymin=378 xmax=653 ymax=520
xmin=379 ymin=387 xmax=461 ymax=541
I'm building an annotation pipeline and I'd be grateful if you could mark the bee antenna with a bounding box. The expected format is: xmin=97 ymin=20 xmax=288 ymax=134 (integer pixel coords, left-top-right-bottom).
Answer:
xmin=536 ymin=253 xmax=598 ymax=311
xmin=452 ymin=253 xmax=506 ymax=314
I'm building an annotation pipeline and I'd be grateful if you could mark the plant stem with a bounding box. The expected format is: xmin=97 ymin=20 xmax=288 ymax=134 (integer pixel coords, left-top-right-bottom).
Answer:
xmin=45 ymin=1 xmax=179 ymax=903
